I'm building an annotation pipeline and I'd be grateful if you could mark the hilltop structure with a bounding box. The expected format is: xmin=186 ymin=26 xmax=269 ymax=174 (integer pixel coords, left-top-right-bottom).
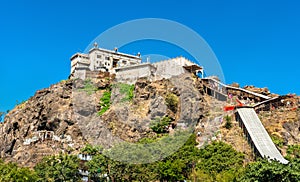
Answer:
xmin=70 ymin=43 xmax=204 ymax=83
xmin=0 ymin=42 xmax=296 ymax=173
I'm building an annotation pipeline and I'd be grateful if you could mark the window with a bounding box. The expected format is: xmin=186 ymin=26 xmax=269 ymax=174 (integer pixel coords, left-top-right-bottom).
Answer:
xmin=105 ymin=56 xmax=110 ymax=60
xmin=97 ymin=55 xmax=102 ymax=59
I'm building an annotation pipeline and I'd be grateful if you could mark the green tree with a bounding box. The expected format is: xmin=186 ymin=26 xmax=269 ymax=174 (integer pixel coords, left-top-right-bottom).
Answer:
xmin=86 ymin=154 xmax=109 ymax=182
xmin=240 ymin=158 xmax=300 ymax=182
xmin=271 ymin=134 xmax=284 ymax=147
xmin=80 ymin=144 xmax=103 ymax=155
xmin=86 ymin=152 xmax=157 ymax=182
xmin=0 ymin=160 xmax=38 ymax=182
xmin=196 ymin=141 xmax=244 ymax=180
xmin=154 ymin=134 xmax=201 ymax=181
xmin=34 ymin=154 xmax=80 ymax=182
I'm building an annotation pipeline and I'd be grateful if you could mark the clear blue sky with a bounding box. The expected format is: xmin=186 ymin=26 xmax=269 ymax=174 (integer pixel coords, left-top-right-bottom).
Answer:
xmin=1 ymin=0 xmax=300 ymax=114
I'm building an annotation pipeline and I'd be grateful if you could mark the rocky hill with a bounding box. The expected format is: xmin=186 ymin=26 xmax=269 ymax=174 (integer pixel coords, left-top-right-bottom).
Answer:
xmin=0 ymin=73 xmax=209 ymax=167
xmin=0 ymin=72 xmax=299 ymax=168
xmin=0 ymin=79 xmax=83 ymax=167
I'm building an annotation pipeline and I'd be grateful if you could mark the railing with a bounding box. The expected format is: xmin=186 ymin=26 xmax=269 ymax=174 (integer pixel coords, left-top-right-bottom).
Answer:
xmin=202 ymin=77 xmax=271 ymax=101
xmin=202 ymin=77 xmax=289 ymax=163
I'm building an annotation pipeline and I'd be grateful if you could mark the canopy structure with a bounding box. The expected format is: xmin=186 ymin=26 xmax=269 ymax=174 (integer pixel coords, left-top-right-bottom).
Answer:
xmin=183 ymin=64 xmax=203 ymax=73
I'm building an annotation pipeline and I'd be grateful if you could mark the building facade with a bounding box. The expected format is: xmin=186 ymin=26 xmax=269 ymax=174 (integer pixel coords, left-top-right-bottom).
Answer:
xmin=70 ymin=43 xmax=142 ymax=79
xmin=70 ymin=43 xmax=203 ymax=82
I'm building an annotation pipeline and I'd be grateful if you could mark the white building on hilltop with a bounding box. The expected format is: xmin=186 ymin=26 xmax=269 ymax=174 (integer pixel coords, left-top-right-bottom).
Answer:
xmin=70 ymin=43 xmax=203 ymax=83
xmin=70 ymin=42 xmax=141 ymax=79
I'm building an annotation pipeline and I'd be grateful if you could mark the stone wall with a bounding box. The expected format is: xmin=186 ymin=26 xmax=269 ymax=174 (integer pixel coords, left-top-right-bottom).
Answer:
xmin=153 ymin=57 xmax=193 ymax=79
xmin=74 ymin=68 xmax=87 ymax=80
xmin=115 ymin=63 xmax=154 ymax=84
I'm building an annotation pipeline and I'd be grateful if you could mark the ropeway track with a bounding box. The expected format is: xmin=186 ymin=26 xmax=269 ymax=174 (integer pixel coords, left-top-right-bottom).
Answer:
xmin=201 ymin=77 xmax=289 ymax=164
xmin=236 ymin=108 xmax=288 ymax=164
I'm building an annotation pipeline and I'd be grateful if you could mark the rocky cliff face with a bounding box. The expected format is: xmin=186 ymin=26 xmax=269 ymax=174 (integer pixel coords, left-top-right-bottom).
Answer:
xmin=258 ymin=97 xmax=300 ymax=155
xmin=1 ymin=72 xmax=298 ymax=168
xmin=0 ymin=80 xmax=84 ymax=167
xmin=0 ymin=73 xmax=208 ymax=167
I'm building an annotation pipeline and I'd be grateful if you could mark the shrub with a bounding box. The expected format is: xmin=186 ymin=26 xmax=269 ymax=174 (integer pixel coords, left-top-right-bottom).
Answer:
xmin=287 ymin=144 xmax=300 ymax=158
xmin=80 ymin=79 xmax=98 ymax=95
xmin=271 ymin=135 xmax=284 ymax=147
xmin=16 ymin=100 xmax=27 ymax=109
xmin=240 ymin=158 xmax=300 ymax=181
xmin=165 ymin=93 xmax=179 ymax=113
xmin=150 ymin=117 xmax=172 ymax=134
xmin=60 ymin=79 xmax=67 ymax=84
xmin=197 ymin=141 xmax=244 ymax=178
xmin=224 ymin=115 xmax=232 ymax=129
xmin=113 ymin=83 xmax=135 ymax=102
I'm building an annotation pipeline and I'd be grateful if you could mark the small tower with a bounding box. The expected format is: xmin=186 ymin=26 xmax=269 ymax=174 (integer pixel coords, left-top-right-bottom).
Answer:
xmin=114 ymin=47 xmax=118 ymax=53
xmin=93 ymin=42 xmax=98 ymax=48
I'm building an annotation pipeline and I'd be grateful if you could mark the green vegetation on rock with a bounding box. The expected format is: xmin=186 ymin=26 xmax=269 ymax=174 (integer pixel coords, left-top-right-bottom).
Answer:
xmin=79 ymin=79 xmax=98 ymax=95
xmin=224 ymin=115 xmax=233 ymax=129
xmin=165 ymin=93 xmax=179 ymax=112
xmin=150 ymin=116 xmax=172 ymax=134
xmin=271 ymin=134 xmax=284 ymax=147
xmin=113 ymin=83 xmax=135 ymax=102
xmin=287 ymin=144 xmax=300 ymax=158
xmin=98 ymin=90 xmax=111 ymax=116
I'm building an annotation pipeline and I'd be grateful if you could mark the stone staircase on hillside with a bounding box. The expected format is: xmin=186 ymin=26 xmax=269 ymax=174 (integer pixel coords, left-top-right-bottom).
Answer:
xmin=55 ymin=121 xmax=68 ymax=136
xmin=197 ymin=97 xmax=227 ymax=147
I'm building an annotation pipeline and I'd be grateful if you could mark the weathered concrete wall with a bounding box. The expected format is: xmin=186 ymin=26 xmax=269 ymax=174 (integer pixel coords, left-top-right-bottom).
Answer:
xmin=115 ymin=57 xmax=197 ymax=83
xmin=115 ymin=63 xmax=154 ymax=84
xmin=74 ymin=69 xmax=87 ymax=80
xmin=153 ymin=57 xmax=193 ymax=79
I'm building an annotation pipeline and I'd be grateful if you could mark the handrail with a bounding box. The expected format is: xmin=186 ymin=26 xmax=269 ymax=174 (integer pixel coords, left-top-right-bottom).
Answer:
xmin=202 ymin=77 xmax=271 ymax=100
